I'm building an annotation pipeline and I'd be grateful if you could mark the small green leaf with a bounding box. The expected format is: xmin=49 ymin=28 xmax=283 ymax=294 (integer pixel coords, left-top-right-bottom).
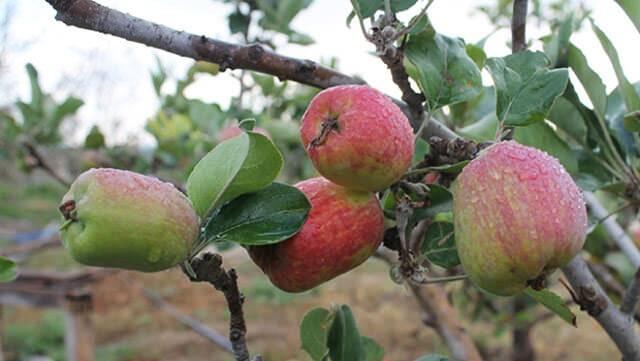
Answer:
xmin=300 ymin=307 xmax=331 ymax=361
xmin=567 ymin=44 xmax=607 ymax=119
xmin=592 ymin=21 xmax=640 ymax=113
xmin=288 ymin=32 xmax=315 ymax=45
xmin=543 ymin=14 xmax=574 ymax=67
xmin=623 ymin=111 xmax=640 ymax=132
xmin=361 ymin=337 xmax=384 ymax=361
xmin=465 ymin=43 xmax=487 ymax=69
xmin=486 ymin=51 xmax=569 ymax=126
xmin=25 ymin=63 xmax=43 ymax=112
xmin=415 ymin=355 xmax=449 ymax=361
xmin=523 ymin=288 xmax=576 ymax=327
xmin=228 ymin=10 xmax=250 ymax=35
xmin=238 ymin=118 xmax=256 ymax=131
xmin=614 ymin=0 xmax=640 ymax=35
xmin=423 ymin=160 xmax=470 ymax=174
xmin=327 ymin=305 xmax=365 ymax=361
xmin=405 ymin=29 xmax=482 ymax=110
xmin=84 ymin=125 xmax=105 ymax=149
xmin=0 ymin=257 xmax=17 ymax=283
xmin=186 ymin=132 xmax=283 ymax=217
xmin=412 ymin=184 xmax=453 ymax=221
xmin=202 ymin=182 xmax=310 ymax=246
xmin=547 ymin=96 xmax=587 ymax=145
xmin=352 ymin=0 xmax=417 ymax=18
xmin=421 ymin=221 xmax=460 ymax=268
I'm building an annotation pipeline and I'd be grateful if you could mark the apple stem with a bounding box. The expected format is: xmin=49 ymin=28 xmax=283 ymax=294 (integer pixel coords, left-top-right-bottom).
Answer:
xmin=309 ymin=116 xmax=339 ymax=148
xmin=58 ymin=218 xmax=75 ymax=231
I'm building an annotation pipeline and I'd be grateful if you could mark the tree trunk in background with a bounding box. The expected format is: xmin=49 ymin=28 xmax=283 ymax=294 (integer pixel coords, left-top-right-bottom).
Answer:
xmin=512 ymin=297 xmax=535 ymax=361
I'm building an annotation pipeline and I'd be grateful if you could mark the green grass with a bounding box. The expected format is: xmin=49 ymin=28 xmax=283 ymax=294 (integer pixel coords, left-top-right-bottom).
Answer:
xmin=5 ymin=310 xmax=65 ymax=361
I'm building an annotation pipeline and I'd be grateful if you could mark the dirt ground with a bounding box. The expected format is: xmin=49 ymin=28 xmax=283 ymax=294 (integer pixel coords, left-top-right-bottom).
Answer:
xmin=3 ymin=245 xmax=625 ymax=361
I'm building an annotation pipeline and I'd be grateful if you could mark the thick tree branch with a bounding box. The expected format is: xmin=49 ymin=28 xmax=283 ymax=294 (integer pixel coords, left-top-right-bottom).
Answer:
xmin=44 ymin=0 xmax=361 ymax=90
xmin=562 ymin=256 xmax=640 ymax=361
xmin=511 ymin=0 xmax=528 ymax=53
xmin=185 ymin=253 xmax=261 ymax=361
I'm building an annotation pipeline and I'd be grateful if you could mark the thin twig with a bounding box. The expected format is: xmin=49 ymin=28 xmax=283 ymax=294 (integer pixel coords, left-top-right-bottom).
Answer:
xmin=184 ymin=252 xmax=258 ymax=361
xmin=21 ymin=141 xmax=70 ymax=187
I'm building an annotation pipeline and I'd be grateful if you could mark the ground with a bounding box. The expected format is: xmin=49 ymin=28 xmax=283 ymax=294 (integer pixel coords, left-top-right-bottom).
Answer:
xmin=0 ymin=176 xmax=627 ymax=361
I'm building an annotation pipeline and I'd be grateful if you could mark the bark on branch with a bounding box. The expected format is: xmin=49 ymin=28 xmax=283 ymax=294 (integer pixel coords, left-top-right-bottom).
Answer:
xmin=562 ymin=256 xmax=640 ymax=361
xmin=185 ymin=253 xmax=261 ymax=361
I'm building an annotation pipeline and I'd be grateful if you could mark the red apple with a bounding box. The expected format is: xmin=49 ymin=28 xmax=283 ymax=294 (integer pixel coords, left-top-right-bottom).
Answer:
xmin=248 ymin=177 xmax=384 ymax=292
xmin=454 ymin=141 xmax=587 ymax=296
xmin=300 ymin=85 xmax=414 ymax=192
xmin=628 ymin=220 xmax=640 ymax=248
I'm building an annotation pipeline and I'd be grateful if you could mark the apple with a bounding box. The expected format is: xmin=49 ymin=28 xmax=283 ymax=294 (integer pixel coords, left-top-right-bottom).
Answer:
xmin=248 ymin=177 xmax=384 ymax=292
xmin=59 ymin=168 xmax=199 ymax=272
xmin=300 ymin=85 xmax=414 ymax=192
xmin=453 ymin=141 xmax=587 ymax=296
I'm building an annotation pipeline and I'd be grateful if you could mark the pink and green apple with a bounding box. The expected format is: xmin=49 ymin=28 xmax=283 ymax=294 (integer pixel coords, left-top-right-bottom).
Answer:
xmin=58 ymin=168 xmax=199 ymax=272
xmin=453 ymin=141 xmax=587 ymax=296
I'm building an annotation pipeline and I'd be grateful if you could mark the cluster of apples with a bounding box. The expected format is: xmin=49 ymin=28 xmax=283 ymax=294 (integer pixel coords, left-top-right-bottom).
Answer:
xmin=57 ymin=85 xmax=415 ymax=292
xmin=58 ymin=83 xmax=589 ymax=297
xmin=249 ymin=85 xmax=415 ymax=292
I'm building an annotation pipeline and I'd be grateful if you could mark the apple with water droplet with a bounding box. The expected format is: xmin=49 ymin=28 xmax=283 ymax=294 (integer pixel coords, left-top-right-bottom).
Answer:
xmin=453 ymin=141 xmax=587 ymax=296
xmin=58 ymin=168 xmax=199 ymax=272
xmin=300 ymin=85 xmax=414 ymax=192
xmin=248 ymin=177 xmax=384 ymax=292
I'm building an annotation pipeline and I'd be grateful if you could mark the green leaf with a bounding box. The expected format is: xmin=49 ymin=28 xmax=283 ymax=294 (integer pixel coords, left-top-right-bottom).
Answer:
xmin=188 ymin=100 xmax=224 ymax=135
xmin=84 ymin=125 xmax=105 ymax=149
xmin=228 ymin=10 xmax=250 ymax=35
xmin=186 ymin=131 xmax=284 ymax=217
xmin=251 ymin=73 xmax=276 ymax=96
xmin=543 ymin=14 xmax=574 ymax=67
xmin=50 ymin=96 xmax=84 ymax=131
xmin=0 ymin=256 xmax=17 ymax=283
xmin=327 ymin=305 xmax=365 ymax=361
xmin=415 ymin=355 xmax=449 ymax=361
xmin=486 ymin=51 xmax=569 ymax=126
xmin=547 ymin=96 xmax=587 ymax=145
xmin=300 ymin=307 xmax=331 ymax=361
xmin=25 ymin=63 xmax=43 ymax=112
xmin=513 ymin=121 xmax=578 ymax=175
xmin=405 ymin=29 xmax=482 ymax=110
xmin=592 ymin=21 xmax=640 ymax=113
xmin=361 ymin=337 xmax=384 ymax=361
xmin=615 ymin=0 xmax=640 ymax=34
xmin=465 ymin=43 xmax=487 ymax=69
xmin=423 ymin=160 xmax=470 ymax=174
xmin=352 ymin=0 xmax=417 ymax=18
xmin=523 ymin=288 xmax=576 ymax=327
xmin=623 ymin=111 xmax=640 ymax=132
xmin=202 ymin=182 xmax=310 ymax=246
xmin=413 ymin=138 xmax=429 ymax=165
xmin=288 ymin=32 xmax=315 ymax=45
xmin=421 ymin=221 xmax=460 ymax=268
xmin=605 ymin=82 xmax=640 ymax=157
xmin=567 ymin=44 xmax=608 ymax=119
xmin=456 ymin=112 xmax=498 ymax=142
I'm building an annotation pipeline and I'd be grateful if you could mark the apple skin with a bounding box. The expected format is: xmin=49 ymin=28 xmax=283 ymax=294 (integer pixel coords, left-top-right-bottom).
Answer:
xmin=59 ymin=168 xmax=199 ymax=272
xmin=453 ymin=141 xmax=588 ymax=296
xmin=628 ymin=220 xmax=640 ymax=248
xmin=217 ymin=124 xmax=270 ymax=142
xmin=248 ymin=177 xmax=384 ymax=292
xmin=300 ymin=85 xmax=414 ymax=192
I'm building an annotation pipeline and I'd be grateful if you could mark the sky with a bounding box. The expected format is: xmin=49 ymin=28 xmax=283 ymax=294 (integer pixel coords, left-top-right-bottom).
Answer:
xmin=1 ymin=0 xmax=638 ymax=145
